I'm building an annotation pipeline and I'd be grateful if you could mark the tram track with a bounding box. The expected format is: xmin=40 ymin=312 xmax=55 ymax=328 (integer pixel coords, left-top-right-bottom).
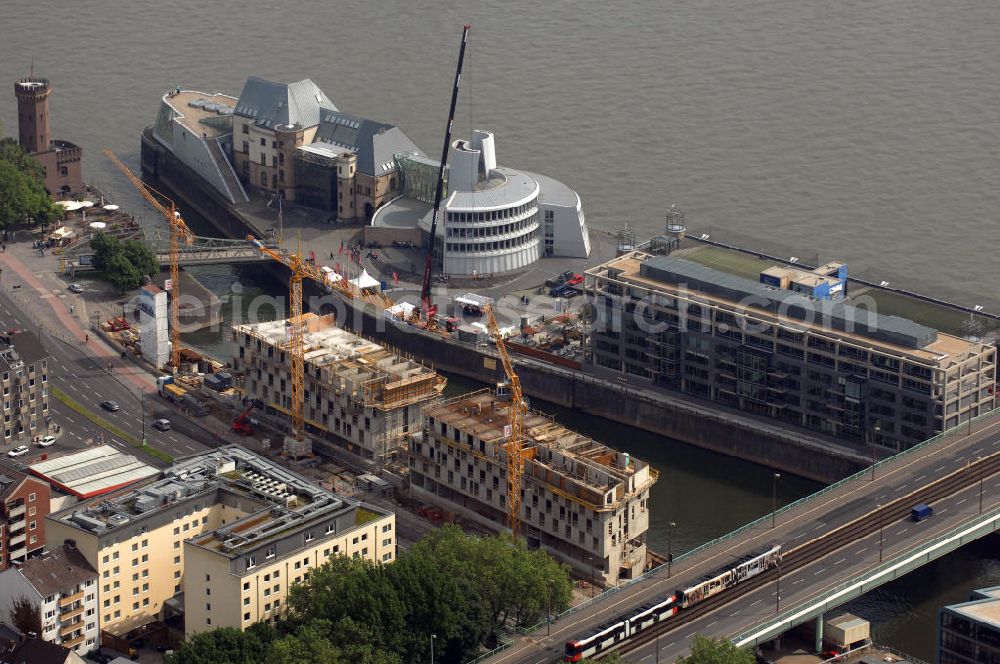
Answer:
xmin=603 ymin=451 xmax=1000 ymax=660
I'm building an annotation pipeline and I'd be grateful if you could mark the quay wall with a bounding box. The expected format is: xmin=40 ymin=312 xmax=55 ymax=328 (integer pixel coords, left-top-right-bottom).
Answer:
xmin=140 ymin=128 xmax=865 ymax=483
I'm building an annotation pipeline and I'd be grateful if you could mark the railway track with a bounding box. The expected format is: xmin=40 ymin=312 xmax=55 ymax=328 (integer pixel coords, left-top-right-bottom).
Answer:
xmin=602 ymin=451 xmax=1000 ymax=660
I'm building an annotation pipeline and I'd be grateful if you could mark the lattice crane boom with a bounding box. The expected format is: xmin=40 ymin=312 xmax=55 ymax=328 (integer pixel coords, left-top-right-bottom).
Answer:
xmin=484 ymin=304 xmax=526 ymax=540
xmin=104 ymin=148 xmax=194 ymax=369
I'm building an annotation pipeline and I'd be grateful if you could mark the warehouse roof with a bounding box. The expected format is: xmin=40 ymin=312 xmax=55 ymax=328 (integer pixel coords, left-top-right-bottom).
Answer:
xmin=29 ymin=445 xmax=158 ymax=498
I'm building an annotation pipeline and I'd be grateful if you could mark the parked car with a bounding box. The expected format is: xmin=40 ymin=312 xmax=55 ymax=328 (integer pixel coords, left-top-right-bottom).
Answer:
xmin=565 ymin=274 xmax=583 ymax=286
xmin=549 ymin=284 xmax=571 ymax=297
xmin=558 ymin=270 xmax=575 ymax=282
xmin=68 ymin=283 xmax=84 ymax=293
xmin=37 ymin=435 xmax=56 ymax=447
xmin=152 ymin=419 xmax=171 ymax=432
xmin=7 ymin=445 xmax=29 ymax=457
xmin=99 ymin=400 xmax=120 ymax=412
xmin=563 ymin=287 xmax=581 ymax=298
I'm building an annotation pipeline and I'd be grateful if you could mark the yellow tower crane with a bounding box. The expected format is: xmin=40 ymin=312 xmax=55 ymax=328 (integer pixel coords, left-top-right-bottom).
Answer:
xmin=104 ymin=149 xmax=193 ymax=369
xmin=246 ymin=234 xmax=394 ymax=437
xmin=483 ymin=304 xmax=529 ymax=540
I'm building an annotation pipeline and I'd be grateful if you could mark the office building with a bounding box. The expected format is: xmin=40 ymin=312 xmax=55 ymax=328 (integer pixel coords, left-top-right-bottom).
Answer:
xmin=586 ymin=253 xmax=997 ymax=451
xmin=232 ymin=314 xmax=445 ymax=465
xmin=0 ymin=470 xmax=51 ymax=571
xmin=44 ymin=446 xmax=394 ymax=642
xmin=938 ymin=585 xmax=1000 ymax=664
xmin=0 ymin=543 xmax=99 ymax=654
xmin=409 ymin=389 xmax=656 ymax=584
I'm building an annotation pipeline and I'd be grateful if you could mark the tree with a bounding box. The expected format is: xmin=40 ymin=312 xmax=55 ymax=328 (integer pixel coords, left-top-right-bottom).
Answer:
xmin=90 ymin=232 xmax=159 ymax=292
xmin=264 ymin=618 xmax=401 ymax=664
xmin=164 ymin=626 xmax=272 ymax=664
xmin=0 ymin=138 xmax=59 ymax=227
xmin=676 ymin=635 xmax=756 ymax=664
xmin=8 ymin=595 xmax=40 ymax=635
xmin=581 ymin=654 xmax=621 ymax=664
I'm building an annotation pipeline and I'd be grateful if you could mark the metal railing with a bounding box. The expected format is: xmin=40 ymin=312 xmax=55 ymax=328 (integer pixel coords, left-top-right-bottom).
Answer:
xmin=465 ymin=635 xmax=514 ymax=664
xmin=731 ymin=504 xmax=1000 ymax=646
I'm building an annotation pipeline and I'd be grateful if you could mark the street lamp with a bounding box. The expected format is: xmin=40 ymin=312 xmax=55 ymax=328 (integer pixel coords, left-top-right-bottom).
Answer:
xmin=871 ymin=422 xmax=881 ymax=481
xmin=667 ymin=521 xmax=676 ymax=578
xmin=877 ymin=503 xmax=884 ymax=563
xmin=772 ymin=473 xmax=781 ymax=528
xmin=430 ymin=634 xmax=436 ymax=664
xmin=547 ymin=578 xmax=554 ymax=635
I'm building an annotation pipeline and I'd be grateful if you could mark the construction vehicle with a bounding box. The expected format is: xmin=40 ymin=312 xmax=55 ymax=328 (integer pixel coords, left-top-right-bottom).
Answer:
xmin=231 ymin=401 xmax=258 ymax=436
xmin=104 ymin=149 xmax=194 ymax=368
xmin=483 ymin=303 xmax=529 ymax=540
xmin=418 ymin=24 xmax=471 ymax=326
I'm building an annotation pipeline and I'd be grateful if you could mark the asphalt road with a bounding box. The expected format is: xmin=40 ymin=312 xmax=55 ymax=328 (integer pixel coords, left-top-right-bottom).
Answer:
xmin=497 ymin=417 xmax=1000 ymax=664
xmin=0 ymin=287 xmax=212 ymax=470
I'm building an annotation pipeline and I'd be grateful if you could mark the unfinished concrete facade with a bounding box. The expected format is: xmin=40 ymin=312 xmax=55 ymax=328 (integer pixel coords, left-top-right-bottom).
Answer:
xmin=232 ymin=314 xmax=445 ymax=466
xmin=408 ymin=389 xmax=657 ymax=584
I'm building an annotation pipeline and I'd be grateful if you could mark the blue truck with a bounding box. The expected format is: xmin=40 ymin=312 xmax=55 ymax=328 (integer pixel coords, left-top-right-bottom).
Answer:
xmin=911 ymin=503 xmax=933 ymax=522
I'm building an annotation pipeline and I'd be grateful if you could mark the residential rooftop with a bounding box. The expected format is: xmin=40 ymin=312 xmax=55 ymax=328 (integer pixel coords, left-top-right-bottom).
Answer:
xmin=949 ymin=584 xmax=1000 ymax=626
xmin=235 ymin=313 xmax=444 ymax=410
xmin=12 ymin=543 xmax=97 ymax=597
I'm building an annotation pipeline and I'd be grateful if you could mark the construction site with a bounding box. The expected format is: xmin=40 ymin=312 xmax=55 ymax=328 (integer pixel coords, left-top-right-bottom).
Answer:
xmin=409 ymin=388 xmax=658 ymax=585
xmin=231 ymin=313 xmax=445 ymax=467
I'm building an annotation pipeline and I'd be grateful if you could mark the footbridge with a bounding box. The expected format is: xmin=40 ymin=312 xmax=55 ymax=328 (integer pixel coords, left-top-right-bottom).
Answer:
xmin=66 ymin=234 xmax=273 ymax=272
xmin=483 ymin=407 xmax=1000 ymax=664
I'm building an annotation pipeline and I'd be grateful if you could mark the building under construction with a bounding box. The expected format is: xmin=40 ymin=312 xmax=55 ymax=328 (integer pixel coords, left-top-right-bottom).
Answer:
xmin=232 ymin=314 xmax=445 ymax=466
xmin=409 ymin=389 xmax=657 ymax=584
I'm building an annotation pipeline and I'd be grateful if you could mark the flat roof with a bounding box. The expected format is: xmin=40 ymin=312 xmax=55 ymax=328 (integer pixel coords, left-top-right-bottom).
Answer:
xmin=162 ymin=90 xmax=238 ymax=140
xmin=29 ymin=445 xmax=158 ymax=498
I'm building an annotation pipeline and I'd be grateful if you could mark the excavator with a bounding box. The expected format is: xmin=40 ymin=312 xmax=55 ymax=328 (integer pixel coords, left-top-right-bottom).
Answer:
xmin=231 ymin=400 xmax=260 ymax=436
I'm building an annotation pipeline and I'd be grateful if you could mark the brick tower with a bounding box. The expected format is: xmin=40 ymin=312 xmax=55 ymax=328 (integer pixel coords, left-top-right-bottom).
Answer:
xmin=14 ymin=76 xmax=52 ymax=154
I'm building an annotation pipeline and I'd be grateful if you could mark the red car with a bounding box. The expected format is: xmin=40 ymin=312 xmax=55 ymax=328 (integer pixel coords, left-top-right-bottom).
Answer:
xmin=565 ymin=274 xmax=583 ymax=286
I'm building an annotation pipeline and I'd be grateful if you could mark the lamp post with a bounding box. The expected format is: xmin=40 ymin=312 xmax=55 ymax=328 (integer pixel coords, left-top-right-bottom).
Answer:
xmin=877 ymin=503 xmax=884 ymax=563
xmin=667 ymin=521 xmax=676 ymax=578
xmin=772 ymin=472 xmax=781 ymax=528
xmin=871 ymin=422 xmax=881 ymax=481
xmin=430 ymin=634 xmax=436 ymax=664
xmin=547 ymin=578 xmax=554 ymax=635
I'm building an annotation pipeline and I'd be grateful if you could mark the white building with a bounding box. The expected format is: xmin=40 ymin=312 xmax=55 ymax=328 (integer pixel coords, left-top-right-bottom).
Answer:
xmin=0 ymin=542 xmax=99 ymax=654
xmin=373 ymin=129 xmax=591 ymax=276
xmin=138 ymin=284 xmax=169 ymax=369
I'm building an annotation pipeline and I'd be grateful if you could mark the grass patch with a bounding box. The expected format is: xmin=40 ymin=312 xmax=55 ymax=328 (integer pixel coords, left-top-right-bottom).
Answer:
xmin=683 ymin=246 xmax=775 ymax=280
xmin=355 ymin=507 xmax=381 ymax=526
xmin=51 ymin=386 xmax=173 ymax=463
xmin=859 ymin=290 xmax=998 ymax=337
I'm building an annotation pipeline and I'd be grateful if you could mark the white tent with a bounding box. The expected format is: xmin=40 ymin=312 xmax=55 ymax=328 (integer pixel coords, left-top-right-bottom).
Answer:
xmin=78 ymin=200 xmax=95 ymax=208
xmin=89 ymin=221 xmax=107 ymax=230
xmin=350 ymin=269 xmax=381 ymax=292
xmin=102 ymin=204 xmax=120 ymax=211
xmin=55 ymin=200 xmax=83 ymax=211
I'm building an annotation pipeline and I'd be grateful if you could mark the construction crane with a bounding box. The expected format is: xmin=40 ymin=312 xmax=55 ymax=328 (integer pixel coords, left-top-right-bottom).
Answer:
xmin=247 ymin=235 xmax=393 ymax=437
xmin=419 ymin=24 xmax=471 ymax=323
xmin=484 ymin=304 xmax=528 ymax=539
xmin=104 ymin=148 xmax=193 ymax=369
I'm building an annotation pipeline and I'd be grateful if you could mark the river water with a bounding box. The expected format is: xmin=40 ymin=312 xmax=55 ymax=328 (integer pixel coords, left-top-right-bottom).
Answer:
xmin=3 ymin=1 xmax=998 ymax=659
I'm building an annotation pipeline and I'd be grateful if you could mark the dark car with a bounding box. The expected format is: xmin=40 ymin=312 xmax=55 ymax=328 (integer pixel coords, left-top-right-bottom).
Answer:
xmin=549 ymin=285 xmax=571 ymax=297
xmin=99 ymin=400 xmax=120 ymax=412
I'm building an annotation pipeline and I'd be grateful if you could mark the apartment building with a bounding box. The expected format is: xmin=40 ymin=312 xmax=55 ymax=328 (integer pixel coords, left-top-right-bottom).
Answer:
xmin=0 ymin=542 xmax=99 ymax=654
xmin=409 ymin=389 xmax=657 ymax=584
xmin=0 ymin=471 xmax=51 ymax=570
xmin=938 ymin=585 xmax=1000 ymax=664
xmin=45 ymin=446 xmax=394 ymax=642
xmin=2 ymin=332 xmax=50 ymax=445
xmin=232 ymin=314 xmax=445 ymax=466
xmin=586 ymin=253 xmax=997 ymax=451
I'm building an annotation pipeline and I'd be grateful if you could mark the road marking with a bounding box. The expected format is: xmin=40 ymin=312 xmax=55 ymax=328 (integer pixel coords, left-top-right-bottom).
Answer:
xmin=973 ymin=448 xmax=984 ymax=455
xmin=938 ymin=507 xmax=948 ymax=514
xmin=70 ymin=373 xmax=79 ymax=379
xmin=957 ymin=498 xmax=967 ymax=506
xmin=956 ymin=456 xmax=965 ymax=462
xmin=814 ymin=568 xmax=826 ymax=576
xmin=896 ymin=528 xmax=908 ymax=535
xmin=915 ymin=475 xmax=926 ymax=482
xmin=184 ymin=445 xmax=196 ymax=452
xmin=833 ymin=558 xmax=846 ymax=565
xmin=705 ymin=621 xmax=717 ymax=629
xmin=730 ymin=609 xmax=741 ymax=616
xmin=791 ymin=533 xmax=805 ymax=540
xmin=168 ymin=436 xmax=180 ymax=443
xmin=750 ymin=599 xmax=762 ymax=607
xmin=935 ymin=466 xmax=946 ymax=472
xmin=813 ymin=523 xmax=825 ymax=530
xmin=854 ymin=547 xmax=867 ymax=555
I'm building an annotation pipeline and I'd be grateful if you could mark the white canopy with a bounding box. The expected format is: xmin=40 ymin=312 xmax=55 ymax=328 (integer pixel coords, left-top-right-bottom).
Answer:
xmin=350 ymin=269 xmax=381 ymax=291
xmin=49 ymin=226 xmax=77 ymax=240
xmin=89 ymin=221 xmax=107 ymax=230
xmin=78 ymin=200 xmax=95 ymax=208
xmin=55 ymin=200 xmax=83 ymax=211
xmin=384 ymin=302 xmax=416 ymax=319
xmin=454 ymin=293 xmax=494 ymax=307
xmin=102 ymin=204 xmax=120 ymax=211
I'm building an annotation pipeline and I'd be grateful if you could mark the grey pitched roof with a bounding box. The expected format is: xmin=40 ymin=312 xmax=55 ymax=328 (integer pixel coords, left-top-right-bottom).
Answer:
xmin=640 ymin=256 xmax=939 ymax=349
xmin=4 ymin=638 xmax=75 ymax=664
xmin=313 ymin=110 xmax=424 ymax=176
xmin=16 ymin=543 xmax=98 ymax=598
xmin=233 ymin=76 xmax=336 ymax=129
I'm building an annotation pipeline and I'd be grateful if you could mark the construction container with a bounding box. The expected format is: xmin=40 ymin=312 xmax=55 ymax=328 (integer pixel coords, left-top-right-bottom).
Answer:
xmin=283 ymin=435 xmax=312 ymax=459
xmin=824 ymin=613 xmax=870 ymax=648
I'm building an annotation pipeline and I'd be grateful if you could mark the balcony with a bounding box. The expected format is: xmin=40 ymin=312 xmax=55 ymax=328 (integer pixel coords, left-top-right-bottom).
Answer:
xmin=8 ymin=532 xmax=25 ymax=547
xmin=62 ymin=633 xmax=86 ymax=649
xmin=60 ymin=605 xmax=84 ymax=622
xmin=58 ymin=591 xmax=85 ymax=608
xmin=8 ymin=545 xmax=26 ymax=561
xmin=7 ymin=504 xmax=25 ymax=518
xmin=59 ymin=619 xmax=83 ymax=638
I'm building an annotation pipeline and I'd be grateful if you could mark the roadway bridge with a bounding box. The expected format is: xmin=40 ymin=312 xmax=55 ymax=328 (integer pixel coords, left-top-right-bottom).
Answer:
xmin=484 ymin=408 xmax=1000 ymax=664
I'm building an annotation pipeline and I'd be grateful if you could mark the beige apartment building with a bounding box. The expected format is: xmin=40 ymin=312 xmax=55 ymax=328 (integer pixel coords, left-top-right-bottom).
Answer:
xmin=232 ymin=314 xmax=445 ymax=467
xmin=409 ymin=389 xmax=657 ymax=584
xmin=587 ymin=253 xmax=998 ymax=451
xmin=45 ymin=446 xmax=395 ymax=643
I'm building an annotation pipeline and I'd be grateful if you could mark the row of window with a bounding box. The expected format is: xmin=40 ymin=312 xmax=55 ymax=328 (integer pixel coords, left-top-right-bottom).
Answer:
xmin=447 ymin=203 xmax=536 ymax=223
